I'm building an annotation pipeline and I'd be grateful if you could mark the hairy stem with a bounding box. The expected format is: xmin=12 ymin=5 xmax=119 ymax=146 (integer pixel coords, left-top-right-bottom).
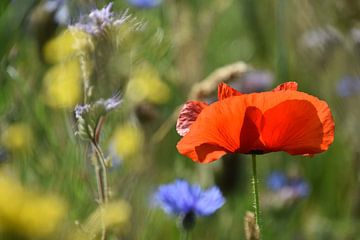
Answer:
xmin=251 ymin=154 xmax=261 ymax=238
xmin=92 ymin=142 xmax=109 ymax=203
xmin=92 ymin=142 xmax=109 ymax=240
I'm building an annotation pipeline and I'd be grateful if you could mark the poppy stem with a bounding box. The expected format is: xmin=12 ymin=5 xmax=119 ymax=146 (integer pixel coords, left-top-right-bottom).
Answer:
xmin=251 ymin=154 xmax=261 ymax=238
xmin=180 ymin=230 xmax=191 ymax=240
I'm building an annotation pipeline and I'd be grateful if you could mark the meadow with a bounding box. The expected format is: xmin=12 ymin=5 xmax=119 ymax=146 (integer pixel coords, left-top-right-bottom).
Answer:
xmin=0 ymin=0 xmax=360 ymax=239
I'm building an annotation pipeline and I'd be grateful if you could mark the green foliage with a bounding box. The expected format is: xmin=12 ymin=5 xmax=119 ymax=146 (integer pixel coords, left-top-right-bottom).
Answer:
xmin=1 ymin=0 xmax=360 ymax=239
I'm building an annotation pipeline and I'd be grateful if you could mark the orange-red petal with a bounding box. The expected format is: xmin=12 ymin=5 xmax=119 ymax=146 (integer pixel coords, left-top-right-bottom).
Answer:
xmin=176 ymin=89 xmax=335 ymax=162
xmin=177 ymin=96 xmax=250 ymax=163
xmin=261 ymin=99 xmax=328 ymax=154
xmin=217 ymin=83 xmax=242 ymax=100
xmin=242 ymin=90 xmax=334 ymax=154
xmin=272 ymin=82 xmax=298 ymax=91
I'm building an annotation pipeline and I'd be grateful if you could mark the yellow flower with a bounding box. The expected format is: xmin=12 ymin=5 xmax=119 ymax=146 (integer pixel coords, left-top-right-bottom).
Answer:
xmin=1 ymin=123 xmax=33 ymax=152
xmin=72 ymin=200 xmax=131 ymax=240
xmin=43 ymin=29 xmax=92 ymax=64
xmin=126 ymin=62 xmax=170 ymax=104
xmin=0 ymin=174 xmax=67 ymax=238
xmin=111 ymin=123 xmax=143 ymax=160
xmin=43 ymin=59 xmax=82 ymax=108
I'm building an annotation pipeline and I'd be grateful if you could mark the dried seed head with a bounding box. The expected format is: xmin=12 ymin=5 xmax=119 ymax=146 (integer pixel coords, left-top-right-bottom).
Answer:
xmin=244 ymin=211 xmax=260 ymax=240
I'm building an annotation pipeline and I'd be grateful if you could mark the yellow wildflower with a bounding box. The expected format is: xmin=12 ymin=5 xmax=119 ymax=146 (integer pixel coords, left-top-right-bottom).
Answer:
xmin=0 ymin=174 xmax=67 ymax=238
xmin=43 ymin=59 xmax=82 ymax=108
xmin=72 ymin=200 xmax=131 ymax=240
xmin=111 ymin=122 xmax=143 ymax=160
xmin=43 ymin=29 xmax=92 ymax=64
xmin=1 ymin=123 xmax=33 ymax=152
xmin=126 ymin=62 xmax=170 ymax=104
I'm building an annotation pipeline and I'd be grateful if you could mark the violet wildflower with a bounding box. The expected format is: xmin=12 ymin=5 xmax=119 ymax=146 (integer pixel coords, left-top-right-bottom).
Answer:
xmin=74 ymin=95 xmax=122 ymax=141
xmin=287 ymin=179 xmax=310 ymax=198
xmin=239 ymin=70 xmax=273 ymax=93
xmin=127 ymin=0 xmax=162 ymax=9
xmin=262 ymin=171 xmax=311 ymax=211
xmin=153 ymin=179 xmax=225 ymax=230
xmin=72 ymin=2 xmax=129 ymax=36
xmin=266 ymin=171 xmax=287 ymax=191
xmin=336 ymin=75 xmax=360 ymax=97
xmin=266 ymin=171 xmax=310 ymax=201
xmin=74 ymin=104 xmax=91 ymax=120
xmin=95 ymin=94 xmax=122 ymax=111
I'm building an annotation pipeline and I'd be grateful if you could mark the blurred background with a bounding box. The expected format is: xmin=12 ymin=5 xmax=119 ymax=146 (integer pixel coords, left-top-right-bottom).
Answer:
xmin=1 ymin=0 xmax=360 ymax=239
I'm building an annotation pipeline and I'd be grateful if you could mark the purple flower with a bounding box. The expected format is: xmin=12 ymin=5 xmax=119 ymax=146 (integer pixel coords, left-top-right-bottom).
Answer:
xmin=266 ymin=171 xmax=310 ymax=199
xmin=95 ymin=94 xmax=122 ymax=111
xmin=72 ymin=2 xmax=129 ymax=36
xmin=127 ymin=0 xmax=162 ymax=8
xmin=287 ymin=179 xmax=310 ymax=198
xmin=336 ymin=75 xmax=360 ymax=97
xmin=267 ymin=172 xmax=287 ymax=191
xmin=241 ymin=71 xmax=273 ymax=93
xmin=228 ymin=70 xmax=273 ymax=94
xmin=153 ymin=179 xmax=225 ymax=217
xmin=74 ymin=104 xmax=91 ymax=120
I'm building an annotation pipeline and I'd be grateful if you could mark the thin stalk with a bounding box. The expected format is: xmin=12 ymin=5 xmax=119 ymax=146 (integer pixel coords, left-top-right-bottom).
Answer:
xmin=251 ymin=154 xmax=261 ymax=238
xmin=92 ymin=142 xmax=109 ymax=203
xmin=91 ymin=142 xmax=109 ymax=240
xmin=180 ymin=230 xmax=190 ymax=240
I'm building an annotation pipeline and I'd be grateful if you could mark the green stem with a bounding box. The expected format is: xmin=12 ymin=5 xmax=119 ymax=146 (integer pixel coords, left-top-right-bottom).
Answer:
xmin=251 ymin=154 xmax=261 ymax=238
xmin=180 ymin=230 xmax=190 ymax=240
xmin=92 ymin=142 xmax=109 ymax=203
xmin=91 ymin=142 xmax=109 ymax=240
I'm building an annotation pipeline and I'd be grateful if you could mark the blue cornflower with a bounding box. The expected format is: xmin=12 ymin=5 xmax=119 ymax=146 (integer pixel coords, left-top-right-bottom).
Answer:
xmin=266 ymin=171 xmax=310 ymax=199
xmin=153 ymin=179 xmax=225 ymax=230
xmin=266 ymin=171 xmax=287 ymax=191
xmin=127 ymin=0 xmax=162 ymax=9
xmin=287 ymin=179 xmax=310 ymax=198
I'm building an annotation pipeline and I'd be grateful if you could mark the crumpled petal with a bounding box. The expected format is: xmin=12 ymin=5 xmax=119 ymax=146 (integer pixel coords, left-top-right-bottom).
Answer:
xmin=176 ymin=101 xmax=208 ymax=136
xmin=177 ymin=96 xmax=251 ymax=163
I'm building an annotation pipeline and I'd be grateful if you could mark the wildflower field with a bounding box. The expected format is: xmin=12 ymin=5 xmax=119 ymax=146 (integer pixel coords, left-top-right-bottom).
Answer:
xmin=0 ymin=0 xmax=360 ymax=239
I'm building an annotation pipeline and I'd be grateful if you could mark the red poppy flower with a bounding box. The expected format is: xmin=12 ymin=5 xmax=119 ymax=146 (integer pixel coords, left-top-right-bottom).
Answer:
xmin=176 ymin=82 xmax=335 ymax=163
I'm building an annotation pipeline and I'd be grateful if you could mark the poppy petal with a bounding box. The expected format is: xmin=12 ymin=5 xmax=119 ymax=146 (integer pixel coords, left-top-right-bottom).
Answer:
xmin=176 ymin=101 xmax=208 ymax=136
xmin=239 ymin=106 xmax=265 ymax=153
xmin=272 ymin=82 xmax=298 ymax=91
xmin=177 ymin=97 xmax=250 ymax=163
xmin=177 ymin=88 xmax=335 ymax=162
xmin=256 ymin=91 xmax=334 ymax=154
xmin=217 ymin=83 xmax=242 ymax=100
